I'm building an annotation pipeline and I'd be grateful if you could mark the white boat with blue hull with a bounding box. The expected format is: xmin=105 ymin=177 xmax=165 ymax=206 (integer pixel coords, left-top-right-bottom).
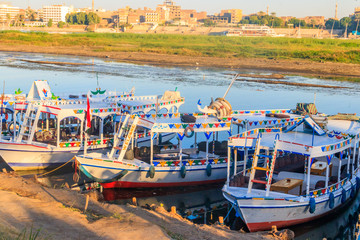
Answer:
xmin=222 ymin=115 xmax=360 ymax=232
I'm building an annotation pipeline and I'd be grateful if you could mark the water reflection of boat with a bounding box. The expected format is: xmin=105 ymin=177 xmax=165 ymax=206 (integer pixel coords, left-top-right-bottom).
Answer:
xmin=293 ymin=190 xmax=360 ymax=240
xmin=223 ymin=108 xmax=360 ymax=232
xmin=103 ymin=185 xmax=228 ymax=221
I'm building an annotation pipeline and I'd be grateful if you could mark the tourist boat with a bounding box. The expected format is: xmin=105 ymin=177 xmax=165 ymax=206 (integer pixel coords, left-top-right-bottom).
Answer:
xmin=0 ymin=81 xmax=184 ymax=170
xmin=75 ymin=112 xmax=245 ymax=188
xmin=222 ymin=114 xmax=360 ymax=232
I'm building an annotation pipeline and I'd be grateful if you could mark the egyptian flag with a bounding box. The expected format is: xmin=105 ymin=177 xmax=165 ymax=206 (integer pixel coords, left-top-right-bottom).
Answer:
xmin=86 ymin=95 xmax=91 ymax=131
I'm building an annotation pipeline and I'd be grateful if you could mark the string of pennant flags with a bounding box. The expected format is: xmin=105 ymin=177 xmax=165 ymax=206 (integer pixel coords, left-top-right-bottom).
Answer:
xmin=152 ymin=157 xmax=228 ymax=167
xmin=59 ymin=138 xmax=114 ymax=148
xmin=120 ymin=98 xmax=185 ymax=111
xmin=231 ymin=116 xmax=304 ymax=127
xmin=153 ymin=122 xmax=232 ymax=131
xmin=106 ymin=93 xmax=134 ymax=99
xmin=73 ymin=108 xmax=122 ymax=114
xmin=320 ymin=138 xmax=352 ymax=152
xmin=326 ymin=131 xmax=360 ymax=140
xmin=231 ymin=109 xmax=294 ymax=115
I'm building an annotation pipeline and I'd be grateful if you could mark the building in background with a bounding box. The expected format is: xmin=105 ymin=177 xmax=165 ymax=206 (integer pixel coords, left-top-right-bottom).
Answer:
xmin=0 ymin=4 xmax=20 ymax=23
xmin=220 ymin=9 xmax=242 ymax=24
xmin=145 ymin=11 xmax=159 ymax=23
xmin=300 ymin=16 xmax=325 ymax=26
xmin=42 ymin=5 xmax=70 ymax=23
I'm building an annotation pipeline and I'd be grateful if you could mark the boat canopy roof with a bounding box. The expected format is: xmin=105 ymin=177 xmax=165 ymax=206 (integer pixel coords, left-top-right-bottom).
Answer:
xmin=118 ymin=91 xmax=185 ymax=114
xmin=229 ymin=119 xmax=360 ymax=159
xmin=137 ymin=115 xmax=231 ymax=133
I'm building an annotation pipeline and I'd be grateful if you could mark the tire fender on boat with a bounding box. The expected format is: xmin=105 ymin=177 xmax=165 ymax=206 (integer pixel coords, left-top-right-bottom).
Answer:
xmin=356 ymin=177 xmax=360 ymax=191
xmin=184 ymin=126 xmax=195 ymax=138
xmin=180 ymin=165 xmax=186 ymax=178
xmin=206 ymin=163 xmax=212 ymax=177
xmin=148 ymin=165 xmax=155 ymax=179
xmin=341 ymin=189 xmax=347 ymax=203
xmin=329 ymin=192 xmax=335 ymax=209
xmin=351 ymin=184 xmax=356 ymax=198
xmin=309 ymin=198 xmax=316 ymax=214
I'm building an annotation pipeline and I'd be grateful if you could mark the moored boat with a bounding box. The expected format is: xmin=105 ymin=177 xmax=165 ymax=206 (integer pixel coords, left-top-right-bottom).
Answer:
xmin=75 ymin=113 xmax=242 ymax=188
xmin=222 ymin=114 xmax=360 ymax=232
xmin=0 ymin=81 xmax=184 ymax=170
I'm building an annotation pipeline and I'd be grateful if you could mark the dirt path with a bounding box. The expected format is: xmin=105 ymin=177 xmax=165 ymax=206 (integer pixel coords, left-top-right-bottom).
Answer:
xmin=0 ymin=173 xmax=283 ymax=240
xmin=0 ymin=44 xmax=360 ymax=80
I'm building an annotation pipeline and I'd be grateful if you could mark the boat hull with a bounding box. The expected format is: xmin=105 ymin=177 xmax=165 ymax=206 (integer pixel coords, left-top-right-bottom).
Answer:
xmin=77 ymin=156 xmax=242 ymax=188
xmin=0 ymin=133 xmax=174 ymax=171
xmin=0 ymin=141 xmax=105 ymax=171
xmin=223 ymin=176 xmax=357 ymax=232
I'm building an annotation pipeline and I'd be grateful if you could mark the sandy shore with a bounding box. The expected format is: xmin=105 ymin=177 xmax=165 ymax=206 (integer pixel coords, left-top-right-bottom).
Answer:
xmin=0 ymin=172 xmax=290 ymax=240
xmin=1 ymin=44 xmax=360 ymax=80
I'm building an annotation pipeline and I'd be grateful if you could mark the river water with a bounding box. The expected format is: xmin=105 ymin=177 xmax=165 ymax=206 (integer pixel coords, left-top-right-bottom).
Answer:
xmin=1 ymin=51 xmax=360 ymax=239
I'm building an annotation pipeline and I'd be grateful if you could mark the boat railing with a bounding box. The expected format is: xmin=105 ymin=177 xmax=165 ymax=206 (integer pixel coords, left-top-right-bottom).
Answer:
xmin=152 ymin=156 xmax=228 ymax=167
xmin=231 ymin=116 xmax=304 ymax=129
xmin=231 ymin=109 xmax=294 ymax=116
xmin=59 ymin=137 xmax=113 ymax=148
xmin=306 ymin=177 xmax=349 ymax=198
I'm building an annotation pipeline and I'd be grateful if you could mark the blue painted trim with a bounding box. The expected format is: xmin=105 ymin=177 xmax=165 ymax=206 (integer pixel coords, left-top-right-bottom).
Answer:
xmin=81 ymin=163 xmax=236 ymax=173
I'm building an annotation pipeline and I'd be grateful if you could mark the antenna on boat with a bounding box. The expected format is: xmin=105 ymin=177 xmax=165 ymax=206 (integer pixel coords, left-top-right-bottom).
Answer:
xmin=96 ymin=72 xmax=100 ymax=90
xmin=223 ymin=74 xmax=239 ymax=99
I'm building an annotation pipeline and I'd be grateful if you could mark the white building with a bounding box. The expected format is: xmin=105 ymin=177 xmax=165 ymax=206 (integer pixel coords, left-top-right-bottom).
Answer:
xmin=0 ymin=4 xmax=20 ymax=22
xmin=42 ymin=5 xmax=70 ymax=23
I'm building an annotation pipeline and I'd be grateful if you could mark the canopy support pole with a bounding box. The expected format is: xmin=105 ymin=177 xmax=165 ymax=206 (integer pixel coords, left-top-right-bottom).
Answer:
xmin=306 ymin=157 xmax=311 ymax=195
xmin=227 ymin=146 xmax=231 ymax=187
xmin=150 ymin=132 xmax=153 ymax=165
xmin=338 ymin=152 xmax=342 ymax=183
xmin=234 ymin=148 xmax=237 ymax=176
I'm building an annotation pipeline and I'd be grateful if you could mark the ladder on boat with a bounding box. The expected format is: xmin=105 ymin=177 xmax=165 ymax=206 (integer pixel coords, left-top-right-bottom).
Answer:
xmin=108 ymin=115 xmax=155 ymax=161
xmin=108 ymin=115 xmax=131 ymax=159
xmin=16 ymin=104 xmax=43 ymax=144
xmin=247 ymin=133 xmax=279 ymax=196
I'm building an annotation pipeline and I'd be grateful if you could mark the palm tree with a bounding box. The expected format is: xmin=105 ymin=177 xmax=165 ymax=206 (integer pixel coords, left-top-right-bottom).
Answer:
xmin=355 ymin=14 xmax=360 ymax=39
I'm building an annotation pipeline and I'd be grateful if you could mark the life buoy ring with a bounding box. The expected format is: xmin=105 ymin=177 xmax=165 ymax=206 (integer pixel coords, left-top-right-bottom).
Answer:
xmin=184 ymin=126 xmax=195 ymax=138
xmin=7 ymin=122 xmax=19 ymax=136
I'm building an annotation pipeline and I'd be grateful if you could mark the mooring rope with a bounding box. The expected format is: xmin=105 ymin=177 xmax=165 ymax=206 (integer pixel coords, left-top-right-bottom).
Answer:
xmin=36 ymin=157 xmax=75 ymax=177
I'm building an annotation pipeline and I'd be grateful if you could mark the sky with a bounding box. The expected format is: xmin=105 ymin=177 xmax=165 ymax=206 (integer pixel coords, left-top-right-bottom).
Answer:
xmin=6 ymin=0 xmax=360 ymax=18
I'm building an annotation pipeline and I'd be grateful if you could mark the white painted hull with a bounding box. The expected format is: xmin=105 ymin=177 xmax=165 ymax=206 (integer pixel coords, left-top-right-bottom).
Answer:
xmin=77 ymin=155 xmax=242 ymax=188
xmin=0 ymin=133 xmax=174 ymax=171
xmin=223 ymin=173 xmax=359 ymax=232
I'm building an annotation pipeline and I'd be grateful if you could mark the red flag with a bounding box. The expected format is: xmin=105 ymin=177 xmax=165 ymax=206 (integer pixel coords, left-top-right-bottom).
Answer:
xmin=86 ymin=95 xmax=91 ymax=130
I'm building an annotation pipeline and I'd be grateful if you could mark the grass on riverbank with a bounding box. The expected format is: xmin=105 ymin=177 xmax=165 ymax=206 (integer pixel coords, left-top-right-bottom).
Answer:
xmin=1 ymin=30 xmax=360 ymax=64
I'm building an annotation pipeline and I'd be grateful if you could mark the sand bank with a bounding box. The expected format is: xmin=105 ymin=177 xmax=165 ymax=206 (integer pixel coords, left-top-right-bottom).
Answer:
xmin=0 ymin=44 xmax=360 ymax=81
xmin=0 ymin=172 xmax=291 ymax=240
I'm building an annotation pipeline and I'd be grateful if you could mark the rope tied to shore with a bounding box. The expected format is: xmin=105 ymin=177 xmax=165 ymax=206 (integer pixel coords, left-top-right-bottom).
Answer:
xmin=36 ymin=157 xmax=75 ymax=177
